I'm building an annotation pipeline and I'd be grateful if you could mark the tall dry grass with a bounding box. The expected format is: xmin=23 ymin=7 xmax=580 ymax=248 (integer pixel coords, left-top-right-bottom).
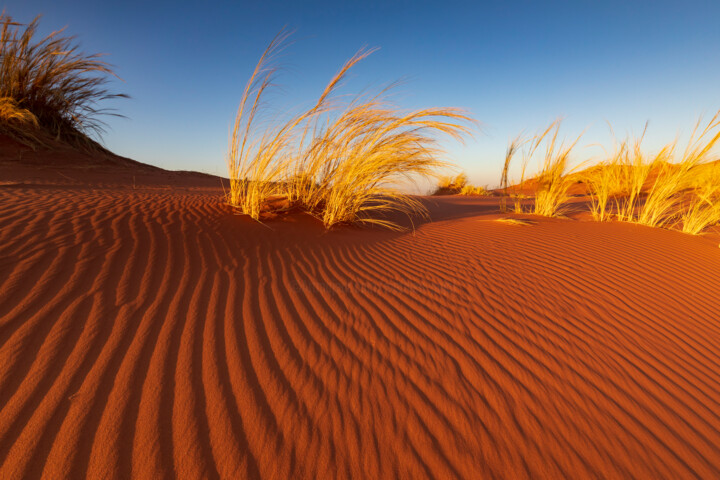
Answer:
xmin=584 ymin=130 xmax=661 ymax=222
xmin=499 ymin=134 xmax=524 ymax=212
xmin=226 ymin=30 xmax=298 ymax=219
xmin=0 ymin=12 xmax=125 ymax=148
xmin=459 ymin=184 xmax=488 ymax=196
xmin=680 ymin=174 xmax=720 ymax=235
xmin=583 ymin=111 xmax=720 ymax=234
xmin=637 ymin=113 xmax=720 ymax=230
xmin=0 ymin=96 xmax=40 ymax=144
xmin=532 ymin=122 xmax=582 ymax=217
xmin=227 ymin=32 xmax=473 ymax=229
xmin=435 ymin=173 xmax=468 ymax=194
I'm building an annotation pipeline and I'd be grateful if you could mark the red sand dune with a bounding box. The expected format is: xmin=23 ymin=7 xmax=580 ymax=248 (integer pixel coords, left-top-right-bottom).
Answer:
xmin=1 ymin=141 xmax=720 ymax=479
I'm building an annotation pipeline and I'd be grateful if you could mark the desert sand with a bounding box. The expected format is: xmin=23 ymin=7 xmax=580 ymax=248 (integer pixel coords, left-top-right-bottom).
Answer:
xmin=2 ymin=137 xmax=720 ymax=479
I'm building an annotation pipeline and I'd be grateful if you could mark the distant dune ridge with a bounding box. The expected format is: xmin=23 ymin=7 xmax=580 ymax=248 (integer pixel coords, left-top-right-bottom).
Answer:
xmin=2 ymin=141 xmax=720 ymax=479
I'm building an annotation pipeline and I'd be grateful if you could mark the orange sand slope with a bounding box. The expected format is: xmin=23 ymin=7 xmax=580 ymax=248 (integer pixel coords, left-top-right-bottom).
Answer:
xmin=2 ymin=163 xmax=720 ymax=479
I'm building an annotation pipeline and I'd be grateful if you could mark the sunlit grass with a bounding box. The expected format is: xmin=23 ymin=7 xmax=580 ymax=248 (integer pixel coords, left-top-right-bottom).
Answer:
xmin=532 ymin=121 xmax=582 ymax=217
xmin=500 ymin=121 xmax=575 ymax=216
xmin=459 ymin=184 xmax=488 ymax=196
xmin=227 ymin=32 xmax=473 ymax=229
xmin=434 ymin=173 xmax=468 ymax=195
xmin=0 ymin=12 xmax=126 ymax=148
xmin=499 ymin=134 xmax=523 ymax=212
xmin=582 ymin=111 xmax=720 ymax=234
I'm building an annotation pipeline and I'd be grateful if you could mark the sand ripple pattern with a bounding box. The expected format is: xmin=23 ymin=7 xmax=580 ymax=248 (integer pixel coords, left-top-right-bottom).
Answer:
xmin=1 ymin=188 xmax=720 ymax=479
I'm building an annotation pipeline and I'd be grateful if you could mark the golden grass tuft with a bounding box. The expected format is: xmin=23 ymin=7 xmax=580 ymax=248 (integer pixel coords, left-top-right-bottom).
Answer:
xmin=227 ymin=32 xmax=473 ymax=229
xmin=435 ymin=173 xmax=468 ymax=195
xmin=583 ymin=111 xmax=720 ymax=234
xmin=0 ymin=11 xmax=126 ymax=148
xmin=532 ymin=121 xmax=582 ymax=217
xmin=459 ymin=184 xmax=488 ymax=196
xmin=584 ymin=130 xmax=660 ymax=222
xmin=499 ymin=134 xmax=524 ymax=212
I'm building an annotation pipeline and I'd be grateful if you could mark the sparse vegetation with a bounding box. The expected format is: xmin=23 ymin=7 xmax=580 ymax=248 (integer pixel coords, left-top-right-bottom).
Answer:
xmin=0 ymin=12 xmax=126 ymax=149
xmin=434 ymin=173 xmax=488 ymax=196
xmin=459 ymin=184 xmax=488 ymax=196
xmin=500 ymin=134 xmax=524 ymax=212
xmin=532 ymin=122 xmax=582 ymax=217
xmin=434 ymin=173 xmax=468 ymax=195
xmin=582 ymin=111 xmax=720 ymax=234
xmin=227 ymin=31 xmax=473 ymax=230
xmin=499 ymin=121 xmax=573 ymax=216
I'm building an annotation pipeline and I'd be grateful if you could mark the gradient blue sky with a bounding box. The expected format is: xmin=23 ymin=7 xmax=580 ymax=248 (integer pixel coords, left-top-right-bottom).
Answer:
xmin=4 ymin=0 xmax=720 ymax=187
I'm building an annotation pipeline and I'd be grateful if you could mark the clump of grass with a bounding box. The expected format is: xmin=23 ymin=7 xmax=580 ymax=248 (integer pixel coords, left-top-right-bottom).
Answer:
xmin=499 ymin=134 xmax=524 ymax=212
xmin=584 ymin=129 xmax=660 ymax=222
xmin=0 ymin=96 xmax=40 ymax=144
xmin=459 ymin=184 xmax=488 ymax=196
xmin=300 ymin=106 xmax=470 ymax=229
xmin=680 ymin=162 xmax=720 ymax=234
xmin=583 ymin=112 xmax=720 ymax=234
xmin=501 ymin=123 xmax=558 ymax=214
xmin=0 ymin=12 xmax=126 ymax=149
xmin=227 ymin=32 xmax=473 ymax=229
xmin=532 ymin=121 xmax=582 ymax=217
xmin=434 ymin=173 xmax=468 ymax=195
xmin=636 ymin=112 xmax=720 ymax=230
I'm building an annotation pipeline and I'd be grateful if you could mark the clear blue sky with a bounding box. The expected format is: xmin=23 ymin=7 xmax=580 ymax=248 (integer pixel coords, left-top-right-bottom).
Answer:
xmin=5 ymin=0 xmax=720 ymax=187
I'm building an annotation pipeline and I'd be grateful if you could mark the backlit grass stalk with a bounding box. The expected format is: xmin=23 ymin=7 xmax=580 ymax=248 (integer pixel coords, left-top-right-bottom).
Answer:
xmin=460 ymin=184 xmax=487 ymax=195
xmin=0 ymin=12 xmax=126 ymax=148
xmin=227 ymin=33 xmax=473 ymax=229
xmin=681 ymin=187 xmax=720 ymax=235
xmin=500 ymin=134 xmax=523 ymax=212
xmin=294 ymin=101 xmax=472 ymax=229
xmin=508 ymin=123 xmax=557 ymax=214
xmin=637 ymin=111 xmax=720 ymax=229
xmin=531 ymin=121 xmax=581 ymax=217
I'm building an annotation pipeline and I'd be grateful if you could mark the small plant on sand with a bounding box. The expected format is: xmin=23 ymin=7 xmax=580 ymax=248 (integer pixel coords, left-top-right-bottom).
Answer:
xmin=0 ymin=96 xmax=39 ymax=144
xmin=434 ymin=173 xmax=468 ymax=195
xmin=0 ymin=12 xmax=126 ymax=148
xmin=584 ymin=129 xmax=660 ymax=222
xmin=680 ymin=182 xmax=720 ymax=234
xmin=500 ymin=123 xmax=558 ymax=214
xmin=459 ymin=184 xmax=488 ymax=196
xmin=584 ymin=112 xmax=720 ymax=233
xmin=227 ymin=31 xmax=298 ymax=220
xmin=499 ymin=134 xmax=524 ymax=212
xmin=636 ymin=112 xmax=720 ymax=230
xmin=227 ymin=32 xmax=473 ymax=229
xmin=532 ymin=121 xmax=582 ymax=217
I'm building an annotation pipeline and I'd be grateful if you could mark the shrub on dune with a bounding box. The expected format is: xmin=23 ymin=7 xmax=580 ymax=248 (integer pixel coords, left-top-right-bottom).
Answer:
xmin=584 ymin=132 xmax=661 ymax=222
xmin=499 ymin=134 xmax=524 ymax=212
xmin=531 ymin=121 xmax=581 ymax=217
xmin=226 ymin=32 xmax=473 ymax=229
xmin=0 ymin=12 xmax=126 ymax=148
xmin=584 ymin=111 xmax=720 ymax=234
xmin=637 ymin=112 xmax=720 ymax=231
xmin=297 ymin=105 xmax=470 ymax=229
xmin=0 ymin=96 xmax=39 ymax=144
xmin=434 ymin=173 xmax=468 ymax=195
xmin=500 ymin=123 xmax=558 ymax=215
xmin=459 ymin=184 xmax=488 ymax=196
